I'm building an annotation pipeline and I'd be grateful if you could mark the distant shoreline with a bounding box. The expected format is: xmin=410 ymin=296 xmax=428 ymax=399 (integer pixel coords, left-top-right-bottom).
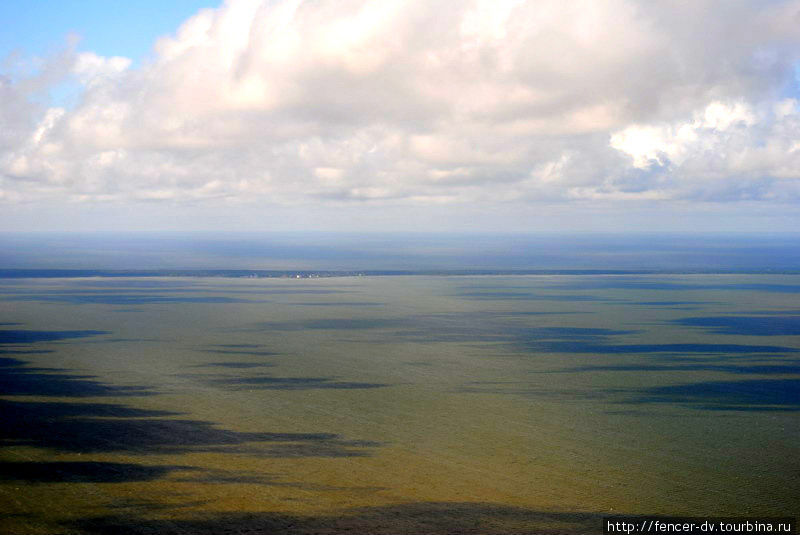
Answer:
xmin=2 ymin=269 xmax=800 ymax=279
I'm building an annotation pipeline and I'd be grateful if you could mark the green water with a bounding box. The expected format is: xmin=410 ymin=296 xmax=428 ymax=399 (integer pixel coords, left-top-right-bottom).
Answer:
xmin=1 ymin=275 xmax=798 ymax=533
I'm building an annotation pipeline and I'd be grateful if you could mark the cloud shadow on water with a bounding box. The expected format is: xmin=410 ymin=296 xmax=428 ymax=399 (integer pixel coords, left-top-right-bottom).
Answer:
xmin=205 ymin=375 xmax=389 ymax=391
xmin=517 ymin=326 xmax=799 ymax=356
xmin=674 ymin=315 xmax=800 ymax=336
xmin=554 ymin=362 xmax=800 ymax=376
xmin=623 ymin=378 xmax=800 ymax=411
xmin=247 ymin=289 xmax=352 ymax=295
xmin=4 ymin=294 xmax=255 ymax=305
xmin=0 ymin=356 xmax=154 ymax=397
xmin=528 ymin=341 xmax=799 ymax=355
xmin=454 ymin=290 xmax=610 ymax=302
xmin=198 ymin=349 xmax=280 ymax=356
xmin=456 ymin=324 xmax=800 ymax=412
xmin=0 ymin=329 xmax=109 ymax=344
xmin=1 ymin=327 xmax=383 ymax=466
xmin=194 ymin=362 xmax=276 ymax=369
xmin=460 ymin=376 xmax=800 ymax=412
xmin=1 ymin=328 xmax=152 ymax=397
xmin=630 ymin=301 xmax=713 ymax=307
xmin=287 ymin=301 xmax=384 ymax=307
xmin=252 ymin=318 xmax=398 ymax=331
xmin=66 ymin=502 xmax=604 ymax=535
xmin=0 ymin=461 xmax=195 ymax=484
xmin=0 ymin=461 xmax=378 ymax=490
xmin=1 ymin=397 xmax=381 ymax=457
xmin=243 ymin=315 xmax=800 ymax=358
xmin=545 ymin=279 xmax=800 ymax=293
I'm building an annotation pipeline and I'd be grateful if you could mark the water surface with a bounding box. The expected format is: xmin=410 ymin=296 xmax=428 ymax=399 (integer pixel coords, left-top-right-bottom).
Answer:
xmin=1 ymin=274 xmax=798 ymax=534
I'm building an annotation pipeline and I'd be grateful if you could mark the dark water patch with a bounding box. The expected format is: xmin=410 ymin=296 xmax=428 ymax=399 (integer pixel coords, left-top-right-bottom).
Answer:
xmin=0 ymin=461 xmax=194 ymax=484
xmin=95 ymin=338 xmax=164 ymax=343
xmin=740 ymin=309 xmax=800 ymax=315
xmin=459 ymin=376 xmax=800 ymax=412
xmin=250 ymin=289 xmax=352 ymax=295
xmin=0 ymin=285 xmax=343 ymax=297
xmin=0 ymin=348 xmax=54 ymax=355
xmin=626 ymin=379 xmax=800 ymax=411
xmin=156 ymin=467 xmax=384 ymax=490
xmin=0 ymin=399 xmax=174 ymax=419
xmin=67 ymin=502 xmax=603 ymax=535
xmin=522 ymin=327 xmax=799 ymax=355
xmin=0 ymin=398 xmax=381 ymax=457
xmin=550 ymin=279 xmax=800 ymax=293
xmin=396 ymin=316 xmax=619 ymax=344
xmin=207 ymin=375 xmax=388 ymax=391
xmin=198 ymin=349 xmax=280 ymax=356
xmin=169 ymin=469 xmax=304 ymax=487
xmin=526 ymin=327 xmax=636 ymax=339
xmin=0 ymin=331 xmax=380 ymax=458
xmin=243 ymin=314 xmax=620 ymax=347
xmin=497 ymin=310 xmax=590 ymax=316
xmin=453 ymin=284 xmax=547 ymax=291
xmin=529 ymin=341 xmax=799 ymax=355
xmin=246 ymin=314 xmax=800 ymax=355
xmin=647 ymin=353 xmax=792 ymax=364
xmin=426 ymin=326 xmax=629 ymax=350
xmin=547 ymin=279 xmax=701 ymax=291
xmin=253 ymin=318 xmax=399 ymax=331
xmin=0 ymin=329 xmax=108 ymax=344
xmin=0 ymin=287 xmax=205 ymax=295
xmin=70 ymin=279 xmax=202 ymax=288
xmin=457 ymin=381 xmax=606 ymax=401
xmin=0 ymin=356 xmax=29 ymax=367
xmin=198 ymin=344 xmax=279 ymax=357
xmin=195 ymin=362 xmax=275 ymax=369
xmin=251 ymin=438 xmax=383 ymax=458
xmin=705 ymin=283 xmax=800 ymax=293
xmin=288 ymin=301 xmax=384 ymax=306
xmin=674 ymin=316 xmax=800 ymax=336
xmin=0 ymin=357 xmax=153 ymax=397
xmin=556 ymin=363 xmax=800 ymax=375
xmin=631 ymin=301 xmax=712 ymax=306
xmin=492 ymin=322 xmax=800 ymax=356
xmin=69 ymin=337 xmax=173 ymax=346
xmin=455 ymin=291 xmax=608 ymax=302
xmin=427 ymin=311 xmax=589 ymax=319
xmin=101 ymin=498 xmax=212 ymax=514
xmin=291 ymin=315 xmax=633 ymax=345
xmin=4 ymin=294 xmax=255 ymax=305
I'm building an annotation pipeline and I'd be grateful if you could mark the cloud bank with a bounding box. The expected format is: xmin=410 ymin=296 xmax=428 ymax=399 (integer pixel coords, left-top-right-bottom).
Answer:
xmin=2 ymin=0 xmax=800 ymax=216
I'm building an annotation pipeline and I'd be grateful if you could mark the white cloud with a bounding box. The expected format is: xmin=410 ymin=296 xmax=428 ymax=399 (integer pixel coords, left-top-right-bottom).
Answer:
xmin=2 ymin=0 xmax=800 ymax=215
xmin=610 ymin=98 xmax=800 ymax=200
xmin=72 ymin=52 xmax=131 ymax=87
xmin=610 ymin=101 xmax=759 ymax=169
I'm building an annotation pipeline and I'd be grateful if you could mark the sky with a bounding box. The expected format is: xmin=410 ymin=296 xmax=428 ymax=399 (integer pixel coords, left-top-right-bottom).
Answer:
xmin=2 ymin=0 xmax=800 ymax=232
